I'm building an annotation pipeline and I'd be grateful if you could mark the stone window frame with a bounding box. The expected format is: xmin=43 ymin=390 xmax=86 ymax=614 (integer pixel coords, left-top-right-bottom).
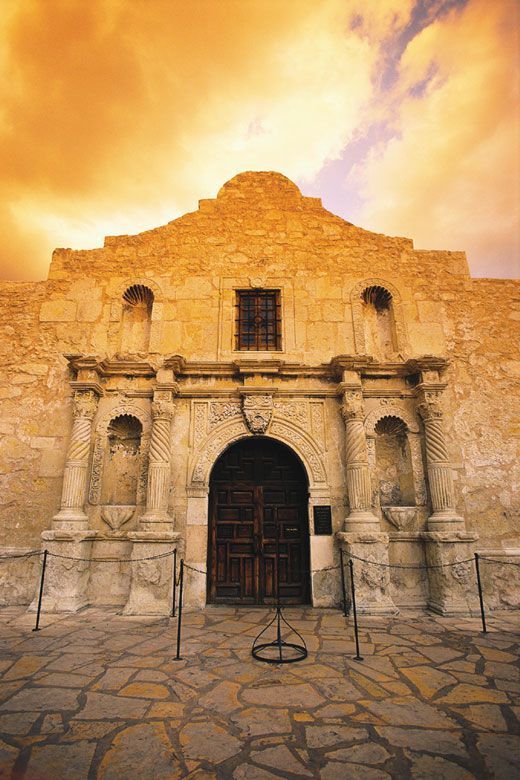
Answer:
xmin=350 ymin=278 xmax=410 ymax=357
xmin=109 ymin=277 xmax=164 ymax=354
xmin=217 ymin=276 xmax=297 ymax=359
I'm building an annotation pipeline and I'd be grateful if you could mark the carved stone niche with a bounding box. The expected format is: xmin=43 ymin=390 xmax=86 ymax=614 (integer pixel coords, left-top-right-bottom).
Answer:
xmin=382 ymin=506 xmax=417 ymax=531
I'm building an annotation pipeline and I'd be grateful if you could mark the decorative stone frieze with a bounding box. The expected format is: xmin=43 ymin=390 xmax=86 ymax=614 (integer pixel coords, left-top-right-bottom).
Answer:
xmin=52 ymin=389 xmax=100 ymax=530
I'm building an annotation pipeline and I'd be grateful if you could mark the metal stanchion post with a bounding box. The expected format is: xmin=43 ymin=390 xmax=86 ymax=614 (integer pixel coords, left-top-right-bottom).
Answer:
xmin=340 ymin=548 xmax=348 ymax=617
xmin=171 ymin=549 xmax=177 ymax=618
xmin=175 ymin=559 xmax=184 ymax=659
xmin=349 ymin=559 xmax=363 ymax=661
xmin=474 ymin=553 xmax=487 ymax=633
xmin=33 ymin=549 xmax=48 ymax=632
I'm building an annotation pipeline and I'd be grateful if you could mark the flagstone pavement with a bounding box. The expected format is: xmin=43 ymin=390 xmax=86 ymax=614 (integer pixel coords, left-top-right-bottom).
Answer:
xmin=0 ymin=606 xmax=518 ymax=779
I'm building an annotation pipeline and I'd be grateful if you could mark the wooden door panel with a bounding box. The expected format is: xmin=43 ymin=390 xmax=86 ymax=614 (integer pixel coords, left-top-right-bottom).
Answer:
xmin=209 ymin=439 xmax=310 ymax=605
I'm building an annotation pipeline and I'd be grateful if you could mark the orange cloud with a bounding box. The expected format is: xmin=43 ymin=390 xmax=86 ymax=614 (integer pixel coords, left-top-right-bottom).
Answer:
xmin=0 ymin=0 xmax=517 ymax=280
xmin=352 ymin=0 xmax=520 ymax=277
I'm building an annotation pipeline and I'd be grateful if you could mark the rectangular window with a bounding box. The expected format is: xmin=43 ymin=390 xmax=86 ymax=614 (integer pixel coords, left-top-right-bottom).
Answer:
xmin=235 ymin=289 xmax=281 ymax=351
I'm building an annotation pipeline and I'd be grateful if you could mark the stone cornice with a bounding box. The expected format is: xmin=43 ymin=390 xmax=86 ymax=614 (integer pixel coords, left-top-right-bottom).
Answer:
xmin=64 ymin=353 xmax=449 ymax=385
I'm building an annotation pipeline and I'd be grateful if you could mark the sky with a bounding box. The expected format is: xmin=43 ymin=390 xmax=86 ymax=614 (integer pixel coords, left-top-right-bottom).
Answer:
xmin=0 ymin=0 xmax=518 ymax=281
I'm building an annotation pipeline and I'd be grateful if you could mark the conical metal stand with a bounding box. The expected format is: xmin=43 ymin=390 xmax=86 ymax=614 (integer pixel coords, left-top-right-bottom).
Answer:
xmin=251 ymin=535 xmax=307 ymax=664
xmin=252 ymin=605 xmax=308 ymax=663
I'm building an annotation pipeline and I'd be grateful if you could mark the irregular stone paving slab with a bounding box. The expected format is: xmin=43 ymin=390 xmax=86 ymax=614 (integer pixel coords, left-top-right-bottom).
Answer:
xmin=199 ymin=680 xmax=241 ymax=713
xmin=365 ymin=697 xmax=462 ymax=729
xmin=477 ymin=733 xmax=520 ymax=780
xmin=74 ymin=691 xmax=149 ymax=719
xmin=98 ymin=722 xmax=181 ymax=780
xmin=375 ymin=727 xmax=468 ymax=757
xmin=231 ymin=706 xmax=291 ymax=736
xmin=233 ymin=764 xmax=280 ymax=779
xmin=451 ymin=703 xmax=509 ymax=732
xmin=327 ymin=743 xmax=391 ymax=764
xmin=437 ymin=683 xmax=509 ymax=705
xmin=305 ymin=725 xmax=369 ymax=748
xmin=0 ymin=686 xmax=80 ymax=712
xmin=408 ymin=753 xmax=473 ymax=779
xmin=119 ymin=681 xmax=170 ymax=699
xmin=400 ymin=665 xmax=457 ymax=698
xmin=180 ymin=720 xmax=242 ymax=764
xmin=0 ymin=738 xmax=18 ymax=776
xmin=251 ymin=744 xmax=314 ymax=776
xmin=25 ymin=741 xmax=97 ymax=780
xmin=3 ymin=655 xmax=50 ymax=679
xmin=320 ymin=762 xmax=390 ymax=779
xmin=242 ymin=682 xmax=324 ymax=708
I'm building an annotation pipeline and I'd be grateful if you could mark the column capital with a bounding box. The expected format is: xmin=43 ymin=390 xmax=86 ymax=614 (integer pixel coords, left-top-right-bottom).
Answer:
xmin=340 ymin=387 xmax=365 ymax=422
xmin=72 ymin=389 xmax=99 ymax=420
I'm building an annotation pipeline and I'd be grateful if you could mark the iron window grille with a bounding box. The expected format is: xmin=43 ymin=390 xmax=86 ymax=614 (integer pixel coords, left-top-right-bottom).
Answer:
xmin=235 ymin=289 xmax=282 ymax=351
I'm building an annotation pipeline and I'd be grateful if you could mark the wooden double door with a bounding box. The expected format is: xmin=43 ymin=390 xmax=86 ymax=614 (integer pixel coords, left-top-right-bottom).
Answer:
xmin=208 ymin=438 xmax=310 ymax=605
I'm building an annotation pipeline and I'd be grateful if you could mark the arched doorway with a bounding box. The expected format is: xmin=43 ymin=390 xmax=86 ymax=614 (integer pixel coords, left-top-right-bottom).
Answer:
xmin=208 ymin=437 xmax=310 ymax=605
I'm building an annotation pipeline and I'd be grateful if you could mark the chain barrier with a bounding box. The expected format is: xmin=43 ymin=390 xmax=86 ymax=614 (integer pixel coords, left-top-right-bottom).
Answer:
xmin=45 ymin=549 xmax=177 ymax=563
xmin=183 ymin=563 xmax=207 ymax=575
xmin=0 ymin=550 xmax=41 ymax=561
xmin=345 ymin=552 xmax=476 ymax=570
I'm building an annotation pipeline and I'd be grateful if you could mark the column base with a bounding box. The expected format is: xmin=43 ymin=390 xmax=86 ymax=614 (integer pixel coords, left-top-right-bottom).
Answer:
xmin=138 ymin=512 xmax=174 ymax=535
xmin=28 ymin=530 xmax=97 ymax=613
xmin=427 ymin=510 xmax=466 ymax=533
xmin=344 ymin=510 xmax=381 ymax=533
xmin=51 ymin=508 xmax=89 ymax=531
xmin=421 ymin=530 xmax=479 ymax=615
xmin=337 ymin=531 xmax=398 ymax=616
xmin=123 ymin=532 xmax=182 ymax=616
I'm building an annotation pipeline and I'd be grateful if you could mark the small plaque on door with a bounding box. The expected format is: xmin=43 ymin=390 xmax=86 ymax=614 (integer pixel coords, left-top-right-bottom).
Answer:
xmin=313 ymin=506 xmax=332 ymax=535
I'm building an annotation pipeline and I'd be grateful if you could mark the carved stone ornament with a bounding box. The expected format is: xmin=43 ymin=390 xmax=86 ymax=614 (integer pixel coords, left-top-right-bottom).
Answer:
xmin=242 ymin=395 xmax=273 ymax=435
xmin=73 ymin=390 xmax=98 ymax=420
xmin=151 ymin=400 xmax=175 ymax=421
xmin=382 ymin=506 xmax=417 ymax=531
xmin=417 ymin=400 xmax=443 ymax=422
xmin=101 ymin=505 xmax=135 ymax=532
xmin=341 ymin=390 xmax=364 ymax=422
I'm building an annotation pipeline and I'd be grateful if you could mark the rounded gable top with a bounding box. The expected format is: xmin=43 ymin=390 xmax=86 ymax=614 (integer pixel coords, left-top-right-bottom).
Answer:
xmin=216 ymin=171 xmax=303 ymax=201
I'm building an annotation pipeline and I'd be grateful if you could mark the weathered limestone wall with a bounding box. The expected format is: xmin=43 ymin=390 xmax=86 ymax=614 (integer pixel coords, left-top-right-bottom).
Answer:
xmin=0 ymin=172 xmax=518 ymax=609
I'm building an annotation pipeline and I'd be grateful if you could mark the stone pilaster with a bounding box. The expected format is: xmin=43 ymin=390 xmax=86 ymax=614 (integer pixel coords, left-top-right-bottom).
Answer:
xmin=123 ymin=532 xmax=182 ymax=615
xmin=139 ymin=392 xmax=176 ymax=532
xmin=338 ymin=377 xmax=397 ymax=615
xmin=53 ymin=389 xmax=99 ymax=530
xmin=29 ymin=529 xmax=97 ymax=613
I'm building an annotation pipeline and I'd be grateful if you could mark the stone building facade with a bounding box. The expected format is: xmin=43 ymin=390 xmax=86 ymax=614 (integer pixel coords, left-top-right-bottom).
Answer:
xmin=0 ymin=172 xmax=518 ymax=614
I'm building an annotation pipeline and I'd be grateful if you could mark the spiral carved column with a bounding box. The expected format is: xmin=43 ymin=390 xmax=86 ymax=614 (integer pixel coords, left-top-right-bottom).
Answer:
xmin=417 ymin=389 xmax=476 ymax=615
xmin=125 ymin=391 xmax=181 ymax=615
xmin=140 ymin=398 xmax=175 ymax=528
xmin=53 ymin=390 xmax=98 ymax=530
xmin=341 ymin=391 xmax=379 ymax=530
xmin=417 ymin=396 xmax=463 ymax=530
xmin=337 ymin=386 xmax=397 ymax=615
